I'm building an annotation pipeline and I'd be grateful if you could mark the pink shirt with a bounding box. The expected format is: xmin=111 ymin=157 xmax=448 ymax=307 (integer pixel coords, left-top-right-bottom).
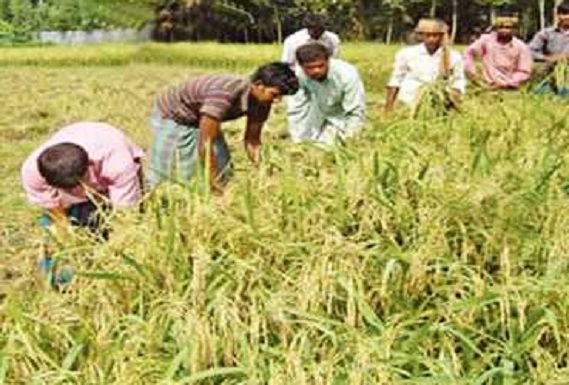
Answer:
xmin=21 ymin=122 xmax=144 ymax=209
xmin=464 ymin=33 xmax=533 ymax=88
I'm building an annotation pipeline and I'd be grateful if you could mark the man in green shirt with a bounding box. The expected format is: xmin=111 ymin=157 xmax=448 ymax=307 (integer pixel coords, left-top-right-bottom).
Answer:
xmin=287 ymin=43 xmax=366 ymax=145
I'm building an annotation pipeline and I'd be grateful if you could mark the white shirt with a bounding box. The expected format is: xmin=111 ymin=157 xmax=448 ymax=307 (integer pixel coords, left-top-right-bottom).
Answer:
xmin=282 ymin=29 xmax=341 ymax=65
xmin=388 ymin=43 xmax=466 ymax=105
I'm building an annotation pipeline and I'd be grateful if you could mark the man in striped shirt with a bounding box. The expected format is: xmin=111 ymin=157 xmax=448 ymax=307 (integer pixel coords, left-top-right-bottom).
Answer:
xmin=149 ymin=62 xmax=299 ymax=192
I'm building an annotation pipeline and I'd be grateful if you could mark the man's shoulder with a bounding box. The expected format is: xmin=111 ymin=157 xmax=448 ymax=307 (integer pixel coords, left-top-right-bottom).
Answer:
xmin=330 ymin=59 xmax=361 ymax=82
xmin=395 ymin=44 xmax=422 ymax=58
xmin=448 ymin=47 xmax=462 ymax=55
xmin=57 ymin=122 xmax=126 ymax=143
xmin=191 ymin=73 xmax=243 ymax=82
xmin=512 ymin=36 xmax=530 ymax=48
xmin=331 ymin=58 xmax=357 ymax=71
xmin=447 ymin=48 xmax=464 ymax=62
xmin=324 ymin=31 xmax=340 ymax=42
xmin=284 ymin=29 xmax=307 ymax=43
xmin=477 ymin=33 xmax=494 ymax=42
xmin=535 ymin=27 xmax=557 ymax=37
xmin=188 ymin=74 xmax=247 ymax=91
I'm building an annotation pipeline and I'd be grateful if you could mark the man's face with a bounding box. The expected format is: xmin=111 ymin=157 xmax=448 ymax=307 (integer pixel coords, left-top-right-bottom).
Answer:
xmin=558 ymin=12 xmax=569 ymax=29
xmin=496 ymin=26 xmax=515 ymax=40
xmin=300 ymin=58 xmax=329 ymax=82
xmin=420 ymin=32 xmax=444 ymax=51
xmin=61 ymin=174 xmax=88 ymax=197
xmin=308 ymin=26 xmax=325 ymax=40
xmin=251 ymin=84 xmax=283 ymax=104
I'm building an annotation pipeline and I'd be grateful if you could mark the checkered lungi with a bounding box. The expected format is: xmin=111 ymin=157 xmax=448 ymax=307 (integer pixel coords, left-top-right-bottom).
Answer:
xmin=148 ymin=105 xmax=232 ymax=187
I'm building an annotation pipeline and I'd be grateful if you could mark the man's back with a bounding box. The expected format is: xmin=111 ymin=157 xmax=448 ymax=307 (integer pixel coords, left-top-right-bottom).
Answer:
xmin=156 ymin=74 xmax=257 ymax=126
xmin=21 ymin=122 xmax=143 ymax=208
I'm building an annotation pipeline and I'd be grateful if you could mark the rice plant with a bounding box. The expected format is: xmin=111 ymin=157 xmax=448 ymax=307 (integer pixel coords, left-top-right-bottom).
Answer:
xmin=1 ymin=44 xmax=569 ymax=384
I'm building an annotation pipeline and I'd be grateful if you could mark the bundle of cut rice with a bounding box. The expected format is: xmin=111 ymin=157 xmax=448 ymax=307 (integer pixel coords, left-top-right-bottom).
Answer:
xmin=411 ymin=78 xmax=460 ymax=119
xmin=553 ymin=59 xmax=569 ymax=93
xmin=410 ymin=45 xmax=460 ymax=119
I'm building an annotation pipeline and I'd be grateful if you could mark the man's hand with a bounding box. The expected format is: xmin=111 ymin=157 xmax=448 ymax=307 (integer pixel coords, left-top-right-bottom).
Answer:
xmin=198 ymin=116 xmax=222 ymax=192
xmin=467 ymin=72 xmax=487 ymax=88
xmin=244 ymin=118 xmax=264 ymax=167
xmin=384 ymin=87 xmax=399 ymax=114
xmin=45 ymin=206 xmax=74 ymax=242
xmin=245 ymin=141 xmax=261 ymax=167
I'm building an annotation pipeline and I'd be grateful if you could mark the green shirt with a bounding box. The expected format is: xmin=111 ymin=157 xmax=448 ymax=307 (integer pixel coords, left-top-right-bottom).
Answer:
xmin=287 ymin=59 xmax=366 ymax=144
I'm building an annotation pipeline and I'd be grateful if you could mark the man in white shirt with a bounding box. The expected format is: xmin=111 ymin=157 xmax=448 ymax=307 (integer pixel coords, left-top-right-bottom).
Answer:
xmin=282 ymin=14 xmax=341 ymax=66
xmin=287 ymin=43 xmax=365 ymax=145
xmin=385 ymin=18 xmax=466 ymax=111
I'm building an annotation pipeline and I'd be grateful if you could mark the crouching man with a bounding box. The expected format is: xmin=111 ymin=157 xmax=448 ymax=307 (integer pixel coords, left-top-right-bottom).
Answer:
xmin=21 ymin=122 xmax=144 ymax=288
xmin=287 ymin=43 xmax=366 ymax=145
xmin=148 ymin=62 xmax=299 ymax=192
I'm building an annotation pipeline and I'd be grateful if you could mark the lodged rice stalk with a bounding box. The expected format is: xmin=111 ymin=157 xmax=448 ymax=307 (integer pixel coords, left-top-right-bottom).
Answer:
xmin=553 ymin=59 xmax=569 ymax=91
xmin=536 ymin=59 xmax=569 ymax=94
xmin=411 ymin=79 xmax=460 ymax=119
xmin=6 ymin=44 xmax=569 ymax=384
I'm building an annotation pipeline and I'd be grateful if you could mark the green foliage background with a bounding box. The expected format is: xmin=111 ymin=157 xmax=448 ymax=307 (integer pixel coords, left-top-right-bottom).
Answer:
xmin=0 ymin=0 xmax=556 ymax=44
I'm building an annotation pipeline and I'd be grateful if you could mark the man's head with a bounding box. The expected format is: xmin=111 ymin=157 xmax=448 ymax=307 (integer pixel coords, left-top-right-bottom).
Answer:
xmin=304 ymin=14 xmax=326 ymax=40
xmin=296 ymin=43 xmax=330 ymax=82
xmin=557 ymin=2 xmax=569 ymax=30
xmin=37 ymin=143 xmax=89 ymax=189
xmin=493 ymin=15 xmax=518 ymax=40
xmin=250 ymin=62 xmax=299 ymax=103
xmin=415 ymin=18 xmax=448 ymax=52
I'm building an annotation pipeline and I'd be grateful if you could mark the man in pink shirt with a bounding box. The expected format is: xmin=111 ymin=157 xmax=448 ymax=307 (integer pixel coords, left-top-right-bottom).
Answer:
xmin=464 ymin=16 xmax=533 ymax=90
xmin=22 ymin=122 xmax=143 ymax=219
xmin=22 ymin=122 xmax=144 ymax=289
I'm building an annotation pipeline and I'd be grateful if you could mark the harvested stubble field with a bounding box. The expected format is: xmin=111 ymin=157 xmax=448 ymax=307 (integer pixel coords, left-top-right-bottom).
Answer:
xmin=2 ymin=42 xmax=569 ymax=384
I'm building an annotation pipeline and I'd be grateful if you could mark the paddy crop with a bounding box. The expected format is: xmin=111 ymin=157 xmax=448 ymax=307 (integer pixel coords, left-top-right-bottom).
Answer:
xmin=1 ymin=43 xmax=569 ymax=384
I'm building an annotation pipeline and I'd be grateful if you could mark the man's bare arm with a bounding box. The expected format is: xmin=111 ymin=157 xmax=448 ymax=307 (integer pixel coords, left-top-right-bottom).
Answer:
xmin=244 ymin=118 xmax=263 ymax=166
xmin=198 ymin=115 xmax=222 ymax=191
xmin=385 ymin=87 xmax=400 ymax=112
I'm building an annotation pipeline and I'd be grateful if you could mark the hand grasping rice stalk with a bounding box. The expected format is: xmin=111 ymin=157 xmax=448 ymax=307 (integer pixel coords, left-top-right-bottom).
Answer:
xmin=411 ymin=34 xmax=461 ymax=119
xmin=553 ymin=58 xmax=569 ymax=94
xmin=536 ymin=59 xmax=569 ymax=95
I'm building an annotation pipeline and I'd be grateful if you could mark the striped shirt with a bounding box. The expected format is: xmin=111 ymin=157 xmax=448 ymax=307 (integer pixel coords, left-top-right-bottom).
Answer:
xmin=156 ymin=74 xmax=271 ymax=127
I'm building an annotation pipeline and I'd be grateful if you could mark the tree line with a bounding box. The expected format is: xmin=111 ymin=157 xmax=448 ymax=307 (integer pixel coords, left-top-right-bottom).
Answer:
xmin=0 ymin=0 xmax=564 ymax=44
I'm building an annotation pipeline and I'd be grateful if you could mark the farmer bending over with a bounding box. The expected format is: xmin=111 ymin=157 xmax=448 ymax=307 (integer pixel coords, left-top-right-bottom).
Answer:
xmin=287 ymin=43 xmax=365 ymax=145
xmin=282 ymin=14 xmax=341 ymax=67
xmin=464 ymin=15 xmax=533 ymax=90
xmin=21 ymin=122 xmax=144 ymax=288
xmin=148 ymin=62 xmax=299 ymax=192
xmin=385 ymin=19 xmax=466 ymax=111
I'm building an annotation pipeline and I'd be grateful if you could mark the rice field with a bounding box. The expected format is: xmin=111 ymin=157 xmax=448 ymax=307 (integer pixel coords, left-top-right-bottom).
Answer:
xmin=2 ymin=42 xmax=569 ymax=384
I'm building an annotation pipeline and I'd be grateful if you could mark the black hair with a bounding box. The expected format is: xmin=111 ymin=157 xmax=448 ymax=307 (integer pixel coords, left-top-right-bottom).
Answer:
xmin=251 ymin=62 xmax=299 ymax=95
xmin=295 ymin=43 xmax=330 ymax=66
xmin=303 ymin=14 xmax=325 ymax=29
xmin=559 ymin=2 xmax=569 ymax=15
xmin=37 ymin=143 xmax=89 ymax=189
